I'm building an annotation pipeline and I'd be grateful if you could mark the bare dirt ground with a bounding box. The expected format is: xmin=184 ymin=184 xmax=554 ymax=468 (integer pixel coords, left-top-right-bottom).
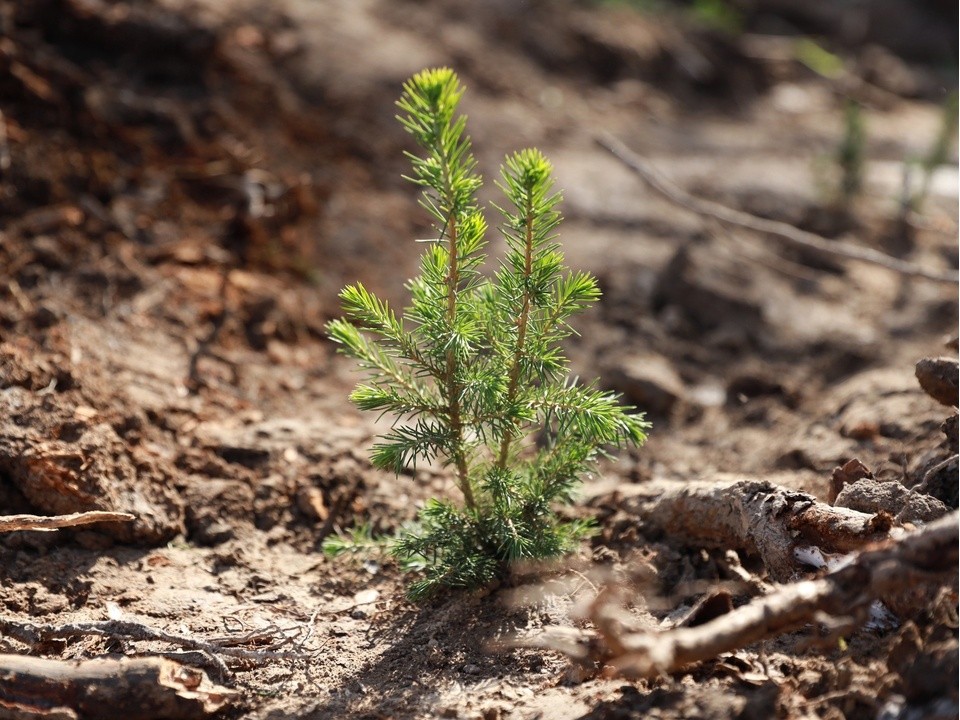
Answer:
xmin=1 ymin=1 xmax=957 ymax=718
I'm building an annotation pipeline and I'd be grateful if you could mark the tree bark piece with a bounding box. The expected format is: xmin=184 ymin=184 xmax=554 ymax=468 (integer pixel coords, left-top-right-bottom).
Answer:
xmin=0 ymin=511 xmax=135 ymax=533
xmin=0 ymin=655 xmax=236 ymax=720
xmin=622 ymin=478 xmax=894 ymax=581
xmin=596 ymin=132 xmax=959 ymax=285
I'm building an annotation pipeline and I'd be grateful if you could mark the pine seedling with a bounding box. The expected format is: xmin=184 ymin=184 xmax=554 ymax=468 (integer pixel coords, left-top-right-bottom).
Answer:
xmin=327 ymin=68 xmax=649 ymax=600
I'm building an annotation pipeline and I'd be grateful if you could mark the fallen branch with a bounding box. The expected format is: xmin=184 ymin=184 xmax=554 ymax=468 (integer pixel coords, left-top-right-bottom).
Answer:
xmin=596 ymin=133 xmax=959 ymax=284
xmin=0 ymin=618 xmax=310 ymax=678
xmin=526 ymin=513 xmax=958 ymax=679
xmin=0 ymin=654 xmax=236 ymax=719
xmin=619 ymin=477 xmax=899 ymax=582
xmin=0 ymin=511 xmax=135 ymax=533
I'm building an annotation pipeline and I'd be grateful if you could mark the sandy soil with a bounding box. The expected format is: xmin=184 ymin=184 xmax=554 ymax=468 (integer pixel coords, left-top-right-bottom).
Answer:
xmin=1 ymin=1 xmax=957 ymax=718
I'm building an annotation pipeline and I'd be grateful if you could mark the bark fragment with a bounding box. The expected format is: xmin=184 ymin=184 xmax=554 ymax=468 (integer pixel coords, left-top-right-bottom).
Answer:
xmin=0 ymin=655 xmax=236 ymax=720
xmin=621 ymin=478 xmax=895 ymax=581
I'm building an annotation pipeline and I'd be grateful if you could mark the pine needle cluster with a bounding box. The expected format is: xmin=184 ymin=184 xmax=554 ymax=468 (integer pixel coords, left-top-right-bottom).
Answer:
xmin=327 ymin=68 xmax=649 ymax=600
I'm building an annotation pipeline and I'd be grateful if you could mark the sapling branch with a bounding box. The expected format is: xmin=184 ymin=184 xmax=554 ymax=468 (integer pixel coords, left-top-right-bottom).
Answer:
xmin=328 ymin=68 xmax=648 ymax=598
xmin=497 ymin=185 xmax=536 ymax=471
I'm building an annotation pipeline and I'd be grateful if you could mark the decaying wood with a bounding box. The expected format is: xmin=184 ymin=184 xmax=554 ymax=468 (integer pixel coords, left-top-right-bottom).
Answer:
xmin=0 ymin=654 xmax=236 ymax=720
xmin=527 ymin=513 xmax=958 ymax=679
xmin=620 ymin=478 xmax=898 ymax=581
xmin=596 ymin=132 xmax=960 ymax=285
xmin=0 ymin=511 xmax=135 ymax=533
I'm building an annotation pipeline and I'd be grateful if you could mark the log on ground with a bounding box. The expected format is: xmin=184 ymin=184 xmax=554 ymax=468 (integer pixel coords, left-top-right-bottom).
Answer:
xmin=0 ymin=655 xmax=236 ymax=720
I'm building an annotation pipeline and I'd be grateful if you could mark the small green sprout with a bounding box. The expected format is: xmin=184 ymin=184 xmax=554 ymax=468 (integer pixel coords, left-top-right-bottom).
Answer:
xmin=911 ymin=91 xmax=958 ymax=212
xmin=836 ymin=99 xmax=865 ymax=204
xmin=321 ymin=523 xmax=386 ymax=558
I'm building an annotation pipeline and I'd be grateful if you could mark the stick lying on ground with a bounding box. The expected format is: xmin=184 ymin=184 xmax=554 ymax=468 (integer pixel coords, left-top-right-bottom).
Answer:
xmin=0 ymin=654 xmax=236 ymax=720
xmin=596 ymin=132 xmax=959 ymax=285
xmin=615 ymin=477 xmax=901 ymax=582
xmin=523 ymin=512 xmax=958 ymax=679
xmin=613 ymin=511 xmax=956 ymax=677
xmin=0 ymin=511 xmax=135 ymax=533
xmin=0 ymin=618 xmax=310 ymax=679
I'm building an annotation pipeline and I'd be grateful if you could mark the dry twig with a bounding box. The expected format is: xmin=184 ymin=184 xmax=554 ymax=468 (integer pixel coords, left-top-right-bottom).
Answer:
xmin=186 ymin=266 xmax=234 ymax=392
xmin=0 ymin=654 xmax=236 ymax=719
xmin=596 ymin=132 xmax=959 ymax=284
xmin=0 ymin=617 xmax=310 ymax=677
xmin=0 ymin=510 xmax=135 ymax=533
xmin=523 ymin=513 xmax=958 ymax=679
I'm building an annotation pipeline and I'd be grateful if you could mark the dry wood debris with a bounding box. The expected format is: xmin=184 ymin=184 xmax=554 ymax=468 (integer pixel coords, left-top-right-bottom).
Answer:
xmin=0 ymin=511 xmax=135 ymax=533
xmin=0 ymin=654 xmax=237 ymax=720
xmin=616 ymin=477 xmax=906 ymax=581
xmin=596 ymin=132 xmax=959 ymax=284
xmin=0 ymin=618 xmax=313 ymax=678
xmin=521 ymin=512 xmax=958 ymax=679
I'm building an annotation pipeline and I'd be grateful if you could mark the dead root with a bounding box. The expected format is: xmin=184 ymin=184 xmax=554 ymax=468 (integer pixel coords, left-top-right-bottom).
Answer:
xmin=517 ymin=512 xmax=958 ymax=679
xmin=597 ymin=132 xmax=959 ymax=285
xmin=619 ymin=477 xmax=902 ymax=581
xmin=0 ymin=617 xmax=314 ymax=680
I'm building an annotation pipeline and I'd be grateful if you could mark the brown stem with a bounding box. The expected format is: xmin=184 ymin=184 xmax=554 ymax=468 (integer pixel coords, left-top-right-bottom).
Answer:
xmin=496 ymin=198 xmax=535 ymax=470
xmin=0 ymin=511 xmax=135 ymax=533
xmin=444 ymin=219 xmax=474 ymax=508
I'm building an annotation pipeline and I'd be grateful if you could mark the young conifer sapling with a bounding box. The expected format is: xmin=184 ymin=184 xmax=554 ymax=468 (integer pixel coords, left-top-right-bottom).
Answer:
xmin=327 ymin=68 xmax=649 ymax=599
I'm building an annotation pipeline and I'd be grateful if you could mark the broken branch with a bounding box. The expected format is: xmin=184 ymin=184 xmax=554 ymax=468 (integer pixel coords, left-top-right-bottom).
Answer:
xmin=0 ymin=654 xmax=236 ymax=719
xmin=620 ymin=477 xmax=897 ymax=582
xmin=0 ymin=511 xmax=135 ymax=533
xmin=0 ymin=617 xmax=310 ymax=676
xmin=596 ymin=132 xmax=959 ymax=284
xmin=613 ymin=512 xmax=957 ymax=677
xmin=529 ymin=513 xmax=958 ymax=679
